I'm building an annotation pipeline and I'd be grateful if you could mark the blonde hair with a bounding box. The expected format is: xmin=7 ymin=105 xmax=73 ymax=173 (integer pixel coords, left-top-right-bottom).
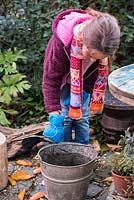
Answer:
xmin=82 ymin=8 xmax=120 ymax=56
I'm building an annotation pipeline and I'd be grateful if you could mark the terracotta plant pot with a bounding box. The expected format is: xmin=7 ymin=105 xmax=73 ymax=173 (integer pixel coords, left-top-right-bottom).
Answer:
xmin=112 ymin=170 xmax=131 ymax=197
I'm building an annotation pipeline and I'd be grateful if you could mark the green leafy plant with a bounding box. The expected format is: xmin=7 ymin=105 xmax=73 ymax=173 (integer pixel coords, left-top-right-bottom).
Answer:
xmin=90 ymin=114 xmax=105 ymax=144
xmin=111 ymin=127 xmax=134 ymax=196
xmin=0 ymin=48 xmax=31 ymax=126
xmin=112 ymin=128 xmax=134 ymax=176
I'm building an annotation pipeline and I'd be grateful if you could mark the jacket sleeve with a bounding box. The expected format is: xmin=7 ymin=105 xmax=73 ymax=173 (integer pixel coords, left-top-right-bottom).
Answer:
xmin=42 ymin=35 xmax=70 ymax=113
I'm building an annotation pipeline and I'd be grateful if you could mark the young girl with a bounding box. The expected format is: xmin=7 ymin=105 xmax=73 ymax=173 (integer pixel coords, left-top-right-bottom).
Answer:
xmin=42 ymin=8 xmax=120 ymax=144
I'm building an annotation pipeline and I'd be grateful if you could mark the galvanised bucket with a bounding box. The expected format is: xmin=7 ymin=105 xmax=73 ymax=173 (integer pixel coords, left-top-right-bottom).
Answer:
xmin=38 ymin=142 xmax=97 ymax=200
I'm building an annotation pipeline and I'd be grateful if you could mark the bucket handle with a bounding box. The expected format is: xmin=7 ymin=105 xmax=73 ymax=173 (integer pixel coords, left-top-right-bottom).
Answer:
xmin=34 ymin=155 xmax=39 ymax=160
xmin=34 ymin=155 xmax=46 ymax=169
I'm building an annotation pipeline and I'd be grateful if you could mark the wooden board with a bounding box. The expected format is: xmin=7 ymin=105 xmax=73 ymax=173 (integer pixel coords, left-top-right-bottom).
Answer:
xmin=0 ymin=132 xmax=8 ymax=190
xmin=108 ymin=64 xmax=134 ymax=106
xmin=0 ymin=121 xmax=51 ymax=158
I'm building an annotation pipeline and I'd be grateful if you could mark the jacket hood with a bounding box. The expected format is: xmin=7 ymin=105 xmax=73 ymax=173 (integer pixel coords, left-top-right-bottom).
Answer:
xmin=52 ymin=9 xmax=93 ymax=46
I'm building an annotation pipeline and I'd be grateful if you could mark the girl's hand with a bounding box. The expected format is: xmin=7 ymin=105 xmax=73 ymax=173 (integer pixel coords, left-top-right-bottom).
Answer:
xmin=43 ymin=114 xmax=65 ymax=143
xmin=49 ymin=110 xmax=61 ymax=115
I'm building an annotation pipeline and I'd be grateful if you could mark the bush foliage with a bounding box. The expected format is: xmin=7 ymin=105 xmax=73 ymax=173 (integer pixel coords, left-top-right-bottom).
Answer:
xmin=0 ymin=49 xmax=30 ymax=126
xmin=0 ymin=0 xmax=133 ymax=126
xmin=80 ymin=0 xmax=134 ymax=65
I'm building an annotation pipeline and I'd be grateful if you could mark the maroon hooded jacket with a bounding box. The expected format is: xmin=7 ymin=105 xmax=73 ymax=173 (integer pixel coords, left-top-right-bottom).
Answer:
xmin=42 ymin=9 xmax=98 ymax=113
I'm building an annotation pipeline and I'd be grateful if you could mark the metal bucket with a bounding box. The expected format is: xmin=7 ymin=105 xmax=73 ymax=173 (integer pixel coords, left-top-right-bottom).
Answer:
xmin=38 ymin=142 xmax=97 ymax=200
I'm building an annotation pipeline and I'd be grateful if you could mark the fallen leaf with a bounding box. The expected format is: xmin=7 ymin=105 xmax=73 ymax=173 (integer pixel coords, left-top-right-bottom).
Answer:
xmin=33 ymin=167 xmax=41 ymax=175
xmin=11 ymin=171 xmax=35 ymax=181
xmin=29 ymin=192 xmax=47 ymax=200
xmin=103 ymin=176 xmax=114 ymax=182
xmin=18 ymin=188 xmax=26 ymax=200
xmin=89 ymin=128 xmax=94 ymax=135
xmin=16 ymin=160 xmax=33 ymax=167
xmin=8 ymin=176 xmax=17 ymax=186
xmin=92 ymin=140 xmax=101 ymax=151
xmin=106 ymin=143 xmax=122 ymax=151
xmin=100 ymin=144 xmax=109 ymax=154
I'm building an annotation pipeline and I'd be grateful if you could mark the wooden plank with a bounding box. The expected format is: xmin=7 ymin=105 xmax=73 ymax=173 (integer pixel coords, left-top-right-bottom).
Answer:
xmin=108 ymin=64 xmax=134 ymax=106
xmin=0 ymin=132 xmax=8 ymax=190
xmin=0 ymin=121 xmax=51 ymax=158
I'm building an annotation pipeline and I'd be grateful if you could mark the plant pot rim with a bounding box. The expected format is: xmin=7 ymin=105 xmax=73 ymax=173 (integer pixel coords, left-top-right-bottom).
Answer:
xmin=112 ymin=170 xmax=131 ymax=178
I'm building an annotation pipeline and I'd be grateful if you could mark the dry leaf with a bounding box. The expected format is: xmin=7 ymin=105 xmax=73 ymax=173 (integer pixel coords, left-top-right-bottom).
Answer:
xmin=11 ymin=171 xmax=35 ymax=181
xmin=106 ymin=143 xmax=122 ymax=151
xmin=103 ymin=176 xmax=114 ymax=182
xmin=89 ymin=128 xmax=94 ymax=135
xmin=16 ymin=160 xmax=33 ymax=167
xmin=33 ymin=167 xmax=41 ymax=175
xmin=29 ymin=192 xmax=47 ymax=200
xmin=100 ymin=144 xmax=109 ymax=153
xmin=8 ymin=176 xmax=17 ymax=186
xmin=92 ymin=140 xmax=101 ymax=151
xmin=18 ymin=188 xmax=26 ymax=200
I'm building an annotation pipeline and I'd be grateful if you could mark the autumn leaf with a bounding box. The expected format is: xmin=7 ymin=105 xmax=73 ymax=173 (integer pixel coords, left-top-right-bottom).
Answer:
xmin=16 ymin=159 xmax=33 ymax=167
xmin=8 ymin=176 xmax=17 ymax=186
xmin=11 ymin=171 xmax=35 ymax=181
xmin=106 ymin=143 xmax=122 ymax=151
xmin=103 ymin=176 xmax=114 ymax=182
xmin=18 ymin=188 xmax=26 ymax=200
xmin=33 ymin=167 xmax=41 ymax=175
xmin=89 ymin=128 xmax=94 ymax=136
xmin=100 ymin=144 xmax=109 ymax=154
xmin=92 ymin=140 xmax=101 ymax=152
xmin=29 ymin=192 xmax=47 ymax=200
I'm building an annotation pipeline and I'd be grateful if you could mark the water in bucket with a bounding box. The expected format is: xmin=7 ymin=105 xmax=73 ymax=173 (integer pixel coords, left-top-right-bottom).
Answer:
xmin=43 ymin=151 xmax=91 ymax=166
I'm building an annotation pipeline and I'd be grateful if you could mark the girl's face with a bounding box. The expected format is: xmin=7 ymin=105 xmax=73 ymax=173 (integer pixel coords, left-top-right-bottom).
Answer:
xmin=82 ymin=44 xmax=107 ymax=61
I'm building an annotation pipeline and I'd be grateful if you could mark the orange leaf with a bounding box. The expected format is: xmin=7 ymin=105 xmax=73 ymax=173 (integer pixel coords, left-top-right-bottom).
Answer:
xmin=8 ymin=176 xmax=17 ymax=186
xmin=89 ymin=128 xmax=94 ymax=136
xmin=18 ymin=188 xmax=26 ymax=200
xmin=16 ymin=160 xmax=33 ymax=167
xmin=11 ymin=171 xmax=35 ymax=181
xmin=29 ymin=192 xmax=47 ymax=200
xmin=33 ymin=167 xmax=41 ymax=175
xmin=106 ymin=143 xmax=122 ymax=151
xmin=103 ymin=176 xmax=114 ymax=182
xmin=92 ymin=140 xmax=101 ymax=152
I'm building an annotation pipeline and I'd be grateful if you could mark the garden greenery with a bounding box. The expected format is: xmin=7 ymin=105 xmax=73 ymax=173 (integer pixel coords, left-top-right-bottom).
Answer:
xmin=0 ymin=0 xmax=133 ymax=126
xmin=80 ymin=0 xmax=134 ymax=65
xmin=0 ymin=49 xmax=30 ymax=126
xmin=111 ymin=127 xmax=134 ymax=176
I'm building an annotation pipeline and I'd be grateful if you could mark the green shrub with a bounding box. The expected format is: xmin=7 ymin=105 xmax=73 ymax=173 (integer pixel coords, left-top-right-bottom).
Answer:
xmin=79 ymin=0 xmax=134 ymax=65
xmin=0 ymin=0 xmax=81 ymax=126
xmin=0 ymin=0 xmax=80 ymax=99
xmin=0 ymin=49 xmax=30 ymax=126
